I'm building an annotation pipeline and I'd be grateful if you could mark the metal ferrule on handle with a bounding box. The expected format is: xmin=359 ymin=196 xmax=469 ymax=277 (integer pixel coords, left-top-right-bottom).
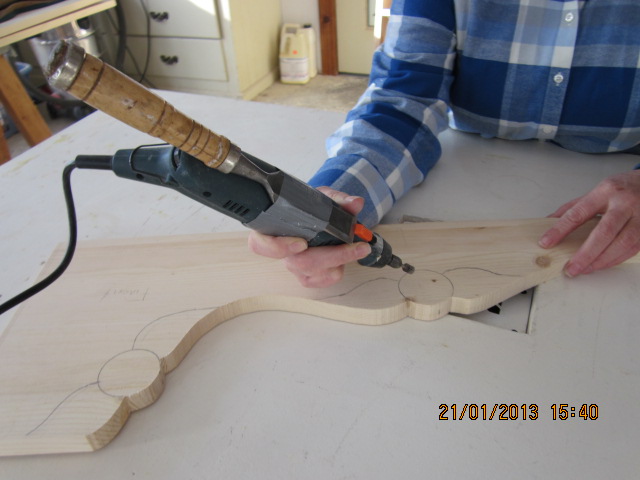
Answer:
xmin=46 ymin=41 xmax=233 ymax=170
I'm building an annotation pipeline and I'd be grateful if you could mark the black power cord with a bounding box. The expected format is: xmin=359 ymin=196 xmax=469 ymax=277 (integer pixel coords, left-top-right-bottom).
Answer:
xmin=0 ymin=156 xmax=112 ymax=316
xmin=0 ymin=163 xmax=78 ymax=315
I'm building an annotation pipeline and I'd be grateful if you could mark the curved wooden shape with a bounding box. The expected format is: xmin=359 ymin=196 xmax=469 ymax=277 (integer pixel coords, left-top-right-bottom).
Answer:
xmin=0 ymin=218 xmax=637 ymax=456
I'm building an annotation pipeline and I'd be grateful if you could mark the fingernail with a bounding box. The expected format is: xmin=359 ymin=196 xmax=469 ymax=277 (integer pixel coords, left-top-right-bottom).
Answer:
xmin=564 ymin=262 xmax=581 ymax=278
xmin=355 ymin=243 xmax=371 ymax=258
xmin=538 ymin=234 xmax=551 ymax=248
xmin=340 ymin=195 xmax=361 ymax=206
xmin=289 ymin=240 xmax=307 ymax=254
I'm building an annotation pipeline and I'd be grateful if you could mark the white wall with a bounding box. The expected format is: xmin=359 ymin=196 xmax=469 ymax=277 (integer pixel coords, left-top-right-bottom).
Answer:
xmin=280 ymin=0 xmax=322 ymax=73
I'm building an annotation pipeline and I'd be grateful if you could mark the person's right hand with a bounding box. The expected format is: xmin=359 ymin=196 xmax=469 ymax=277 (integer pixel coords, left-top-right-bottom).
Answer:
xmin=247 ymin=187 xmax=372 ymax=288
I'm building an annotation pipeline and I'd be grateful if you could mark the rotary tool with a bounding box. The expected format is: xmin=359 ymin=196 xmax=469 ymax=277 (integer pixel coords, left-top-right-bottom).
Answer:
xmin=46 ymin=41 xmax=414 ymax=273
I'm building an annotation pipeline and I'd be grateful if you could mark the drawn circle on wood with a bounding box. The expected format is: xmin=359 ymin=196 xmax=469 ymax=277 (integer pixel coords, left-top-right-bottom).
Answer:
xmin=398 ymin=270 xmax=455 ymax=320
xmin=98 ymin=349 xmax=164 ymax=410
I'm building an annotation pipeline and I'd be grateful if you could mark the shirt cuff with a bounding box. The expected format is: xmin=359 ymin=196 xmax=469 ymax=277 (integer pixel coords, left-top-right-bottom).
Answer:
xmin=308 ymin=157 xmax=394 ymax=227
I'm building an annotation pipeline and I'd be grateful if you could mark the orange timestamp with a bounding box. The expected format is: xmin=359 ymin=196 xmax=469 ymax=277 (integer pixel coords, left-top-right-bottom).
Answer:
xmin=438 ymin=403 xmax=599 ymax=421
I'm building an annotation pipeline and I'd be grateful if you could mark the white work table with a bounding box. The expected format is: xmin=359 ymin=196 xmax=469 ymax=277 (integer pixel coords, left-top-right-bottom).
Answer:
xmin=1 ymin=91 xmax=639 ymax=478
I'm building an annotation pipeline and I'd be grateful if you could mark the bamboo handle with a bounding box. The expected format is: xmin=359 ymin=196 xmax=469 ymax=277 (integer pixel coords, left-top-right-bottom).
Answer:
xmin=46 ymin=41 xmax=231 ymax=169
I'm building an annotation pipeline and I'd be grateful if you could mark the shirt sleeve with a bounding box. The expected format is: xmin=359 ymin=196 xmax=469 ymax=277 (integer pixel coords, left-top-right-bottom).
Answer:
xmin=308 ymin=0 xmax=458 ymax=227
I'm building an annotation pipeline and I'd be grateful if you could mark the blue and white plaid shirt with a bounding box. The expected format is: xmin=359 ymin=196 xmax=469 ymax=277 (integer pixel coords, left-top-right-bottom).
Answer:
xmin=308 ymin=0 xmax=640 ymax=226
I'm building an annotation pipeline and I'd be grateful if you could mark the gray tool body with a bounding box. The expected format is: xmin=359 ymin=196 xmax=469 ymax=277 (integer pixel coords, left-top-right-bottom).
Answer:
xmin=75 ymin=145 xmax=413 ymax=272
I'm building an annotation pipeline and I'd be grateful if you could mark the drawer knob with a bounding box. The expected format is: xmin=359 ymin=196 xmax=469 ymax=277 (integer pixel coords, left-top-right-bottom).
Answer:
xmin=160 ymin=55 xmax=179 ymax=65
xmin=150 ymin=11 xmax=169 ymax=22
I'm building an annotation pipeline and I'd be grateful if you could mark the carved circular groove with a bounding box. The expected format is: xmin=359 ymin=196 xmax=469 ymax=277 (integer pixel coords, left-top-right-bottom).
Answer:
xmin=399 ymin=270 xmax=454 ymax=320
xmin=98 ymin=349 xmax=164 ymax=410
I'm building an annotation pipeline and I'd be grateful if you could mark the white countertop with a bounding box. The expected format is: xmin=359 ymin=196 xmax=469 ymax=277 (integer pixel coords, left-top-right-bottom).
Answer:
xmin=1 ymin=90 xmax=638 ymax=478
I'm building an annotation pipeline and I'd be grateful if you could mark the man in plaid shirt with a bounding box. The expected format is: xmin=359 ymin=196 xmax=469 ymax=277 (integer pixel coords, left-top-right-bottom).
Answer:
xmin=251 ymin=0 xmax=640 ymax=287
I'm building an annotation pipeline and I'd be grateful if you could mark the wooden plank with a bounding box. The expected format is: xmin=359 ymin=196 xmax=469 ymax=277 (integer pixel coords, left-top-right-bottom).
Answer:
xmin=0 ymin=218 xmax=638 ymax=456
xmin=0 ymin=55 xmax=51 ymax=146
xmin=0 ymin=126 xmax=10 ymax=164
xmin=318 ymin=0 xmax=338 ymax=75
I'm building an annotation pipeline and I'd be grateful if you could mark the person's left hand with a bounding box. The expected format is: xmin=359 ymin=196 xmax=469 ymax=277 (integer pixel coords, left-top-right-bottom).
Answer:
xmin=538 ymin=169 xmax=640 ymax=277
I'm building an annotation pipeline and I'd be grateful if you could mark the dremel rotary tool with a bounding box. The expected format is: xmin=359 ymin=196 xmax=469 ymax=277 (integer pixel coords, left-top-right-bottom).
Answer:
xmin=74 ymin=145 xmax=414 ymax=272
xmin=46 ymin=41 xmax=414 ymax=273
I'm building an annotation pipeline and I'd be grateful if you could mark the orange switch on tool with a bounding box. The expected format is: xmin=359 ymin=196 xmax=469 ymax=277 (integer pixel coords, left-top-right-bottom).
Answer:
xmin=354 ymin=224 xmax=374 ymax=242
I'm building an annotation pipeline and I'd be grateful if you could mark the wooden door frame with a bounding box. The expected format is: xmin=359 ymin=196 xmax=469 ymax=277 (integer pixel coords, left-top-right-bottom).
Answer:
xmin=318 ymin=0 xmax=391 ymax=75
xmin=318 ymin=0 xmax=338 ymax=75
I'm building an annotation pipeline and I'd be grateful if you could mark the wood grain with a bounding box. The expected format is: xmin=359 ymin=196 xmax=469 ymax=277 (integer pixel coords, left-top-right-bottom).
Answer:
xmin=318 ymin=0 xmax=338 ymax=75
xmin=0 ymin=125 xmax=10 ymax=164
xmin=0 ymin=56 xmax=51 ymax=147
xmin=0 ymin=218 xmax=637 ymax=456
xmin=57 ymin=47 xmax=231 ymax=168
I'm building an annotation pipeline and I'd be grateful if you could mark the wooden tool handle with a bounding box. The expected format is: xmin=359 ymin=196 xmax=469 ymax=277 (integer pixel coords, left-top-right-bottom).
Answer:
xmin=46 ymin=41 xmax=231 ymax=169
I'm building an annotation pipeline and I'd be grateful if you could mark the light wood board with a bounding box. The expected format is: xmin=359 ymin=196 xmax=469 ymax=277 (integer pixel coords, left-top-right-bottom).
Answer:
xmin=0 ymin=218 xmax=637 ymax=456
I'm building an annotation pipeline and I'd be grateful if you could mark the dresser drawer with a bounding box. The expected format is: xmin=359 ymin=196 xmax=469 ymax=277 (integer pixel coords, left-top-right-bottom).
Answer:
xmin=120 ymin=0 xmax=220 ymax=39
xmin=125 ymin=37 xmax=227 ymax=81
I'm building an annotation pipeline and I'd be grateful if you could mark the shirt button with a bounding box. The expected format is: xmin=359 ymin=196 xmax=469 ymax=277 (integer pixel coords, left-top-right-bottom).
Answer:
xmin=553 ymin=73 xmax=564 ymax=84
xmin=565 ymin=12 xmax=574 ymax=23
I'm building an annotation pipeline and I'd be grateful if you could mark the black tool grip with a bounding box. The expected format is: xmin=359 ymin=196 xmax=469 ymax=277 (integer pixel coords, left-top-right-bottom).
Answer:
xmin=110 ymin=146 xmax=272 ymax=224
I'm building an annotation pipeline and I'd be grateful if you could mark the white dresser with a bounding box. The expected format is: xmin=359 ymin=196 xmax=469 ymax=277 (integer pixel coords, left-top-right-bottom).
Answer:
xmin=118 ymin=0 xmax=281 ymax=98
